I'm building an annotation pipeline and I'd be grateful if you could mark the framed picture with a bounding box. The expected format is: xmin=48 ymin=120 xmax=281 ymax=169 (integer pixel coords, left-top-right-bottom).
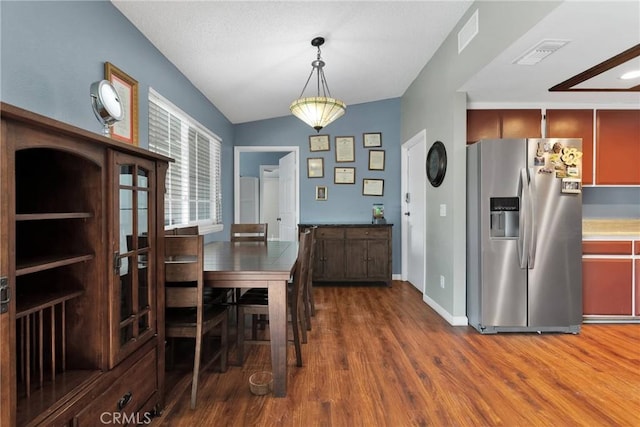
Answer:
xmin=363 ymin=178 xmax=384 ymax=196
xmin=368 ymin=150 xmax=385 ymax=171
xmin=315 ymin=185 xmax=328 ymax=201
xmin=335 ymin=136 xmax=355 ymax=162
xmin=105 ymin=62 xmax=139 ymax=145
xmin=307 ymin=157 xmax=324 ymax=178
xmin=363 ymin=132 xmax=382 ymax=147
xmin=334 ymin=167 xmax=356 ymax=184
xmin=309 ymin=134 xmax=330 ymax=152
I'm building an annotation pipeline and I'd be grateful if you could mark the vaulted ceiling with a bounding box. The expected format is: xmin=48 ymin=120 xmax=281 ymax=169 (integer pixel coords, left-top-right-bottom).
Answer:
xmin=112 ymin=1 xmax=640 ymax=124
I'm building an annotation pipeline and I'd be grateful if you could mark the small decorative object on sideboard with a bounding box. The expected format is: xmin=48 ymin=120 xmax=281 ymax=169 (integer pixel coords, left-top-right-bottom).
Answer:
xmin=372 ymin=203 xmax=386 ymax=224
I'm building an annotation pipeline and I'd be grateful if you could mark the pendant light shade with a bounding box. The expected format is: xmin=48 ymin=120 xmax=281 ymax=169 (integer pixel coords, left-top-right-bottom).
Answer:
xmin=290 ymin=96 xmax=346 ymax=132
xmin=290 ymin=37 xmax=346 ymax=132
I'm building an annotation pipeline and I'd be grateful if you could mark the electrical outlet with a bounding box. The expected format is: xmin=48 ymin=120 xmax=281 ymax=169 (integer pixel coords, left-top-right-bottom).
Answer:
xmin=440 ymin=275 xmax=445 ymax=288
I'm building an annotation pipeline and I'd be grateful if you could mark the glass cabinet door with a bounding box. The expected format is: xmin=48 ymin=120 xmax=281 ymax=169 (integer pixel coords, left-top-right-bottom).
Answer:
xmin=111 ymin=152 xmax=156 ymax=366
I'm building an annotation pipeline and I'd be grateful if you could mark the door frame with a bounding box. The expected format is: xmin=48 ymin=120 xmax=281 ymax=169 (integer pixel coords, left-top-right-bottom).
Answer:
xmin=401 ymin=130 xmax=427 ymax=289
xmin=234 ymin=146 xmax=299 ymax=228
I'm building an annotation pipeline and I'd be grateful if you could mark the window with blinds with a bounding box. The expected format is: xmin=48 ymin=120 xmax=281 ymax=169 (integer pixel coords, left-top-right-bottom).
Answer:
xmin=148 ymin=89 xmax=222 ymax=228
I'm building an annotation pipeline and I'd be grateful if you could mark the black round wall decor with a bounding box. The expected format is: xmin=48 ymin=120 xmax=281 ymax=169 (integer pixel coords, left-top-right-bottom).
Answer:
xmin=426 ymin=140 xmax=447 ymax=187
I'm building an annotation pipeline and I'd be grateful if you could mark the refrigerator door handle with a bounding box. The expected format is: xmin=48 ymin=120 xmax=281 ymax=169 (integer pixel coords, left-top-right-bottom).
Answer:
xmin=528 ymin=167 xmax=537 ymax=268
xmin=518 ymin=168 xmax=528 ymax=269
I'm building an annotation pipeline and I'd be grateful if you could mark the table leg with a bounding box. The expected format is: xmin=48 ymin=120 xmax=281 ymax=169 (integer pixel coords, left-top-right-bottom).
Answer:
xmin=267 ymin=280 xmax=287 ymax=397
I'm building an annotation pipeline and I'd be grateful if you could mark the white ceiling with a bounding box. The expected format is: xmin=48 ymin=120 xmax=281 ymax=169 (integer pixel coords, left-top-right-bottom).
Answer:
xmin=112 ymin=1 xmax=640 ymax=125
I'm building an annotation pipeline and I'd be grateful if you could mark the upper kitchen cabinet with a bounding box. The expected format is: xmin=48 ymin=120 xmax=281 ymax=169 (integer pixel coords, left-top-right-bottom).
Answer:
xmin=596 ymin=110 xmax=640 ymax=185
xmin=546 ymin=109 xmax=594 ymax=185
xmin=467 ymin=109 xmax=542 ymax=144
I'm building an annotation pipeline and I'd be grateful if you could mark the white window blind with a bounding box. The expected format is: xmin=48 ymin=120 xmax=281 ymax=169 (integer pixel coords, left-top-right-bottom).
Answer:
xmin=148 ymin=89 xmax=222 ymax=228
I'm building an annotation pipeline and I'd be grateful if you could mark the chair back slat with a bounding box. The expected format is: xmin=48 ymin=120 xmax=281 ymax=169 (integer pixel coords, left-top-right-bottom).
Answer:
xmin=166 ymin=287 xmax=199 ymax=308
xmin=230 ymin=223 xmax=268 ymax=242
xmin=165 ymin=235 xmax=204 ymax=309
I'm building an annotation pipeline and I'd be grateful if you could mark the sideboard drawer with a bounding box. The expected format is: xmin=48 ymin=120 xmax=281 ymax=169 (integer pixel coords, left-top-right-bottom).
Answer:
xmin=316 ymin=227 xmax=345 ymax=239
xmin=346 ymin=227 xmax=388 ymax=240
xmin=75 ymin=349 xmax=157 ymax=426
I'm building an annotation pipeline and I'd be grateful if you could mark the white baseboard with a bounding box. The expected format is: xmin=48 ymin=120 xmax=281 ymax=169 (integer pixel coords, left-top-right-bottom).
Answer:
xmin=422 ymin=293 xmax=468 ymax=326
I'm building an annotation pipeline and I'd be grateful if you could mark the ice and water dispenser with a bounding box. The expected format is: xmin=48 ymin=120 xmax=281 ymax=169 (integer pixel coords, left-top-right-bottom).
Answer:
xmin=490 ymin=197 xmax=519 ymax=238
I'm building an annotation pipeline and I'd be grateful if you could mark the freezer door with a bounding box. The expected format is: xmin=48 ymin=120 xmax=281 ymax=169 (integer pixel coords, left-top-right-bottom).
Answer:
xmin=526 ymin=138 xmax=583 ymax=327
xmin=479 ymin=139 xmax=527 ymax=327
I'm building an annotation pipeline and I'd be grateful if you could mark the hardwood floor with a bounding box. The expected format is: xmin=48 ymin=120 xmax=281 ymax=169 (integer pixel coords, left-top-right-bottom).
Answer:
xmin=156 ymin=281 xmax=640 ymax=426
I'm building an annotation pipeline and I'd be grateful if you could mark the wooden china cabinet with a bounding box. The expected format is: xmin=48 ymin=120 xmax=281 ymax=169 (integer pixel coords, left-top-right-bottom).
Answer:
xmin=0 ymin=103 xmax=169 ymax=426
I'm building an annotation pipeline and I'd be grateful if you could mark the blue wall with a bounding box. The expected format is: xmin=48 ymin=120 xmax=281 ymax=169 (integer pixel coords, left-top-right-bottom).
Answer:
xmin=240 ymin=152 xmax=288 ymax=177
xmin=0 ymin=0 xmax=236 ymax=229
xmin=0 ymin=0 xmax=403 ymax=273
xmin=235 ymin=98 xmax=402 ymax=273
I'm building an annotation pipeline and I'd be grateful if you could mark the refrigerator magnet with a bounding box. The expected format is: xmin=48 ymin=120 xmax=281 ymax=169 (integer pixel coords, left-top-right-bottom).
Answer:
xmin=561 ymin=178 xmax=581 ymax=194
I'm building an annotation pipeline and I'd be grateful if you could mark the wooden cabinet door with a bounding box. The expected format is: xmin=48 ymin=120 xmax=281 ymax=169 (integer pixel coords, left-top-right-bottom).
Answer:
xmin=311 ymin=238 xmax=324 ymax=280
xmin=467 ymin=109 xmax=542 ymax=144
xmin=109 ymin=151 xmax=158 ymax=367
xmin=0 ymin=120 xmax=15 ymax=427
xmin=467 ymin=110 xmax=501 ymax=144
xmin=321 ymin=239 xmax=345 ymax=281
xmin=366 ymin=240 xmax=389 ymax=279
xmin=546 ymin=109 xmax=594 ymax=185
xmin=596 ymin=110 xmax=640 ymax=185
xmin=583 ymin=258 xmax=633 ymax=315
xmin=501 ymin=109 xmax=542 ymax=139
xmin=345 ymin=240 xmax=367 ymax=279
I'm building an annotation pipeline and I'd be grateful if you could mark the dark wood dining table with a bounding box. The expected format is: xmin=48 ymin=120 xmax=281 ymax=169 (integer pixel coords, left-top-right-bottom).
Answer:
xmin=202 ymin=240 xmax=298 ymax=397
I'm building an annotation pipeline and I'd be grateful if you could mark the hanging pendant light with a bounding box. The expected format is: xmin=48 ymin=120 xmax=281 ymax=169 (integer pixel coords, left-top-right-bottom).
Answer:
xmin=290 ymin=37 xmax=346 ymax=132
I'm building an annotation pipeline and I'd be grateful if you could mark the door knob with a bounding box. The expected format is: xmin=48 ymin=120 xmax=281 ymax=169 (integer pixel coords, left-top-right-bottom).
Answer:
xmin=404 ymin=212 xmax=410 ymax=216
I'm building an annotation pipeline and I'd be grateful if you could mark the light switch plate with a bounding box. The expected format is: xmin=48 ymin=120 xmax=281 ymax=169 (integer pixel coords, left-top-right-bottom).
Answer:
xmin=440 ymin=204 xmax=446 ymax=216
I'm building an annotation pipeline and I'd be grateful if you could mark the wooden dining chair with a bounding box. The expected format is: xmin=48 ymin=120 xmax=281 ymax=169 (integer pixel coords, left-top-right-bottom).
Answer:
xmin=303 ymin=226 xmax=317 ymax=329
xmin=230 ymin=223 xmax=268 ymax=242
xmin=174 ymin=225 xmax=199 ymax=235
xmin=165 ymin=235 xmax=229 ymax=409
xmin=235 ymin=230 xmax=311 ymax=367
xmin=167 ymin=225 xmax=233 ymax=304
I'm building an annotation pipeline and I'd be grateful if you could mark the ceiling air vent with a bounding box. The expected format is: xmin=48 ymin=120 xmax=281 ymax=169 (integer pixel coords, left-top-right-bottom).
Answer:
xmin=513 ymin=39 xmax=570 ymax=65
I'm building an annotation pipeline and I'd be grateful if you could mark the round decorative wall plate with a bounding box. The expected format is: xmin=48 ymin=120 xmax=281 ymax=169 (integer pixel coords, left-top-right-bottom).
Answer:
xmin=426 ymin=140 xmax=447 ymax=187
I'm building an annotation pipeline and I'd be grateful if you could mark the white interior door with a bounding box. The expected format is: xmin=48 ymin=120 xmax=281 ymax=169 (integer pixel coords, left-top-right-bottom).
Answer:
xmin=239 ymin=176 xmax=259 ymax=223
xmin=234 ymin=146 xmax=299 ymax=234
xmin=401 ymin=130 xmax=426 ymax=293
xmin=260 ymin=165 xmax=280 ymax=240
xmin=278 ymin=152 xmax=297 ymax=241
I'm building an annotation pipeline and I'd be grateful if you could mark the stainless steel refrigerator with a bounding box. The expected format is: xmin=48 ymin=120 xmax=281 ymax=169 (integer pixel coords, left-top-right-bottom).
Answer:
xmin=466 ymin=138 xmax=583 ymax=334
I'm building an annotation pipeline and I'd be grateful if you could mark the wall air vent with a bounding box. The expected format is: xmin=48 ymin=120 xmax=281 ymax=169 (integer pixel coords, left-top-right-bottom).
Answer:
xmin=458 ymin=9 xmax=479 ymax=54
xmin=513 ymin=39 xmax=570 ymax=65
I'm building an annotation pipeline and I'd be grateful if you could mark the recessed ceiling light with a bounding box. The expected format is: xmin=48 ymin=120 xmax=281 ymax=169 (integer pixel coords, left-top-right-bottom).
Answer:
xmin=620 ymin=70 xmax=640 ymax=80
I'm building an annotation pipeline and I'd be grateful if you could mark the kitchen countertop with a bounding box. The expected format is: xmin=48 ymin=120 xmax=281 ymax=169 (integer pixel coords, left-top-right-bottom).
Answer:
xmin=582 ymin=219 xmax=640 ymax=240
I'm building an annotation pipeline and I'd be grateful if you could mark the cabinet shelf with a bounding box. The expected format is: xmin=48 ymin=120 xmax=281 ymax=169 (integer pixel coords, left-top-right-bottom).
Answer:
xmin=16 ymin=369 xmax=101 ymax=427
xmin=16 ymin=288 xmax=84 ymax=319
xmin=16 ymin=212 xmax=93 ymax=221
xmin=16 ymin=254 xmax=94 ymax=276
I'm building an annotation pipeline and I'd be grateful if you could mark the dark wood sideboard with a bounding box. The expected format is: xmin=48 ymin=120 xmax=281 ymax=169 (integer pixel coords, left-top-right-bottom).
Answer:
xmin=299 ymin=224 xmax=393 ymax=286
